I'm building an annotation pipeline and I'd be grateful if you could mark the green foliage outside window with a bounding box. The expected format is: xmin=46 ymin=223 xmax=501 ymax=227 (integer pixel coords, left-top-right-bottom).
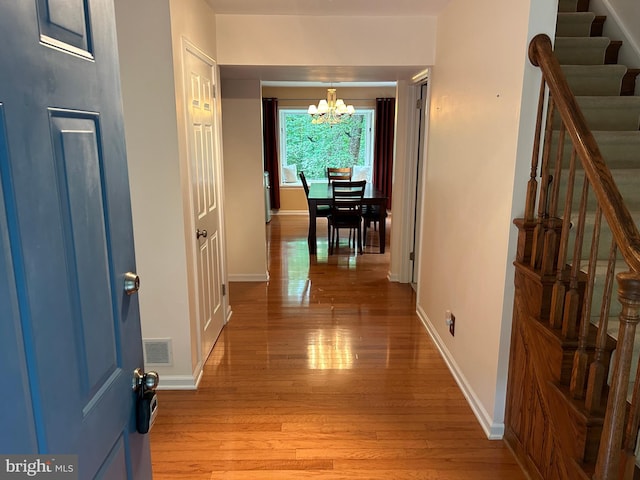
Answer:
xmin=283 ymin=113 xmax=367 ymax=181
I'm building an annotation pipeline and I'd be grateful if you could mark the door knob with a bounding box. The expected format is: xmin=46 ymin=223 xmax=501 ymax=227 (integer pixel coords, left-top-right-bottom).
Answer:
xmin=124 ymin=272 xmax=140 ymax=295
xmin=196 ymin=229 xmax=208 ymax=239
xmin=132 ymin=367 xmax=160 ymax=392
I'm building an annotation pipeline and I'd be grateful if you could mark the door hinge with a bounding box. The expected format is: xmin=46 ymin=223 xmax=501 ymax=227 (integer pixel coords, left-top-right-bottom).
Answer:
xmin=416 ymin=99 xmax=422 ymax=109
xmin=409 ymin=251 xmax=415 ymax=261
xmin=222 ymin=284 xmax=226 ymax=296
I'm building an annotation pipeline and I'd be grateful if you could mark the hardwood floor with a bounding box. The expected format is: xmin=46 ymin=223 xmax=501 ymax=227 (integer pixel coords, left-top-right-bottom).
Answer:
xmin=150 ymin=215 xmax=525 ymax=479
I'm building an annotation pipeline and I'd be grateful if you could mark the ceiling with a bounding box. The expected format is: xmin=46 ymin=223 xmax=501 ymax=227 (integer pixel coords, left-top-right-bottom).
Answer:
xmin=210 ymin=0 xmax=443 ymax=85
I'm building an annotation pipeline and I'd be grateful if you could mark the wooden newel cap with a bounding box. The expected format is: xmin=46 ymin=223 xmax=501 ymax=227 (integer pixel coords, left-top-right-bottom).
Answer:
xmin=617 ymin=272 xmax=640 ymax=304
xmin=528 ymin=34 xmax=552 ymax=67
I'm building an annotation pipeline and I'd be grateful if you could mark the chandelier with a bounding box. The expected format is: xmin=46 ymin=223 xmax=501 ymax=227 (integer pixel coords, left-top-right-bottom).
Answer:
xmin=308 ymin=88 xmax=355 ymax=125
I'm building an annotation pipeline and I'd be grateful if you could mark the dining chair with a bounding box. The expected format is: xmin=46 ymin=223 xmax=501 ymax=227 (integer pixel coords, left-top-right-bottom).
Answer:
xmin=300 ymin=171 xmax=331 ymax=216
xmin=362 ymin=204 xmax=388 ymax=247
xmin=327 ymin=167 xmax=352 ymax=183
xmin=300 ymin=171 xmax=332 ymax=239
xmin=328 ymin=180 xmax=366 ymax=255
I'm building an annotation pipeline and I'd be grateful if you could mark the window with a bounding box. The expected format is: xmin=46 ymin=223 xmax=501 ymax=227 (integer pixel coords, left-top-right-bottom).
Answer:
xmin=278 ymin=108 xmax=374 ymax=185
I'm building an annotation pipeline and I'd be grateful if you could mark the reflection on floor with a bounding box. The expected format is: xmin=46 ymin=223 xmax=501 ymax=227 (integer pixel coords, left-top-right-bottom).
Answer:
xmin=150 ymin=215 xmax=525 ymax=480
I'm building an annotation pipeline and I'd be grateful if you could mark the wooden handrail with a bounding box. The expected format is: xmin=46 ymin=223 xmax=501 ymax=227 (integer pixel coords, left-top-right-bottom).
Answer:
xmin=528 ymin=34 xmax=640 ymax=272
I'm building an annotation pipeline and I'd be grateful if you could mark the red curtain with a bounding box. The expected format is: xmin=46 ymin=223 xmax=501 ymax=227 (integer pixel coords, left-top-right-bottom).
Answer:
xmin=262 ymin=97 xmax=280 ymax=209
xmin=373 ymin=98 xmax=395 ymax=210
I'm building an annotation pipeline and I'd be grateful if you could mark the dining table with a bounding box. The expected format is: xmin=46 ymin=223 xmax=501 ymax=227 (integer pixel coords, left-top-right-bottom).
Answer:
xmin=306 ymin=182 xmax=388 ymax=255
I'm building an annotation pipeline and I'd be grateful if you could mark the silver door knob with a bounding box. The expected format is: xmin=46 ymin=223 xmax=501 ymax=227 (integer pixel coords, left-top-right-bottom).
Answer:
xmin=132 ymin=368 xmax=160 ymax=392
xmin=196 ymin=229 xmax=208 ymax=239
xmin=124 ymin=272 xmax=140 ymax=295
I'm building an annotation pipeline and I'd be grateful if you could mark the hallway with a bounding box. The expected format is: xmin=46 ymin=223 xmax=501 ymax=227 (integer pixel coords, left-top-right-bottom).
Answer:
xmin=150 ymin=215 xmax=524 ymax=479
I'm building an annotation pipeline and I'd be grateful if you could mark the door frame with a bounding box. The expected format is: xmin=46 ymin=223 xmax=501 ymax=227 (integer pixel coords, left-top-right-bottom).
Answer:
xmin=179 ymin=37 xmax=229 ymax=376
xmin=393 ymin=76 xmax=431 ymax=286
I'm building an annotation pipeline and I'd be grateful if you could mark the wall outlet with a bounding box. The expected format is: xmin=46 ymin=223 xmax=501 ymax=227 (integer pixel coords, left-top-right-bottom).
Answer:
xmin=445 ymin=310 xmax=455 ymax=336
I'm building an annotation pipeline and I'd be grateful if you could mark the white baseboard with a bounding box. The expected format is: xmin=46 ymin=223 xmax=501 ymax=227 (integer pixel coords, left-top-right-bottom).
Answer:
xmin=156 ymin=374 xmax=199 ymax=390
xmin=416 ymin=304 xmax=505 ymax=440
xmin=228 ymin=273 xmax=269 ymax=282
xmin=272 ymin=209 xmax=307 ymax=216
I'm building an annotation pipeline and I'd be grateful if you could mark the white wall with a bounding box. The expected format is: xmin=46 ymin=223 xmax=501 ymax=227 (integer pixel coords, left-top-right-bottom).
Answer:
xmin=114 ymin=0 xmax=194 ymax=380
xmin=221 ymin=79 xmax=269 ymax=281
xmin=416 ymin=0 xmax=557 ymax=438
xmin=114 ymin=0 xmax=219 ymax=389
xmin=590 ymin=0 xmax=640 ymax=70
xmin=215 ymin=15 xmax=437 ymax=67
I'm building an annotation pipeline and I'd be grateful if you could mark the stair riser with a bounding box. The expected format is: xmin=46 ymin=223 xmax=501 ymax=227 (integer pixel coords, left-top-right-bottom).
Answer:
xmin=550 ymin=131 xmax=640 ymax=170
xmin=567 ymin=213 xmax=640 ymax=263
xmin=552 ymin=96 xmax=640 ymax=131
xmin=562 ymin=65 xmax=627 ymax=95
xmin=556 ymin=12 xmax=596 ymax=37
xmin=555 ymin=37 xmax=610 ymax=65
xmin=558 ymin=0 xmax=591 ymax=13
xmin=553 ymin=170 xmax=640 ymax=216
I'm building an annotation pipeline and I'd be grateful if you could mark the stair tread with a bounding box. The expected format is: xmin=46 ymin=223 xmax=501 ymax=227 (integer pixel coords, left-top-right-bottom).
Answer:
xmin=562 ymin=64 xmax=627 ymax=95
xmin=556 ymin=12 xmax=597 ymax=37
xmin=554 ymin=96 xmax=640 ymax=130
xmin=555 ymin=36 xmax=612 ymax=65
xmin=551 ymin=130 xmax=640 ymax=169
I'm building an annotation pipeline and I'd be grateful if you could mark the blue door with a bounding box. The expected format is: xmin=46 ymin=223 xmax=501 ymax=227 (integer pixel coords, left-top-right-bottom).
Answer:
xmin=0 ymin=1 xmax=152 ymax=478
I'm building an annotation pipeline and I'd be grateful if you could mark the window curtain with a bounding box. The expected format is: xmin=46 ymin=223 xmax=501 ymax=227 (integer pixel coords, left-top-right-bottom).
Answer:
xmin=262 ymin=97 xmax=280 ymax=209
xmin=373 ymin=98 xmax=395 ymax=210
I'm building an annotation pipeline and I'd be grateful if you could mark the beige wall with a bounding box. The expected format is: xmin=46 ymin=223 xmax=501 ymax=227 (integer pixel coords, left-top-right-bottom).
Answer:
xmin=221 ymin=79 xmax=269 ymax=281
xmin=115 ymin=0 xmax=219 ymax=388
xmin=215 ymin=15 xmax=437 ymax=67
xmin=417 ymin=0 xmax=557 ymax=436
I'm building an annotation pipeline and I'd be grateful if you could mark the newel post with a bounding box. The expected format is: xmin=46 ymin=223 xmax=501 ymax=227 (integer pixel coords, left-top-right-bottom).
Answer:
xmin=593 ymin=272 xmax=640 ymax=480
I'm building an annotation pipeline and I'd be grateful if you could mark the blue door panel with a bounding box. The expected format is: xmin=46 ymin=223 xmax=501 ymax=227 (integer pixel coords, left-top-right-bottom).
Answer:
xmin=0 ymin=105 xmax=38 ymax=454
xmin=36 ymin=0 xmax=93 ymax=56
xmin=49 ymin=112 xmax=118 ymax=388
xmin=97 ymin=436 xmax=128 ymax=480
xmin=0 ymin=1 xmax=150 ymax=478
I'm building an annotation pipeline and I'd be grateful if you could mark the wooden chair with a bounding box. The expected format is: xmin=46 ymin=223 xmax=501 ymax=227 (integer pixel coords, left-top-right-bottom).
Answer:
xmin=300 ymin=171 xmax=331 ymax=246
xmin=328 ymin=180 xmax=366 ymax=255
xmin=362 ymin=204 xmax=387 ymax=247
xmin=327 ymin=167 xmax=352 ymax=183
xmin=300 ymin=171 xmax=331 ymax=218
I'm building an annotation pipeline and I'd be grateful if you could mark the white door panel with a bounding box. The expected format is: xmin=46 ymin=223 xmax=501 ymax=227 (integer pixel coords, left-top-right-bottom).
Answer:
xmin=184 ymin=42 xmax=225 ymax=362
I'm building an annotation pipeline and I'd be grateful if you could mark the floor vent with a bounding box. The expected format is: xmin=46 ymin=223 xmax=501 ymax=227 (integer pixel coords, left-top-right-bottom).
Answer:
xmin=143 ymin=338 xmax=172 ymax=366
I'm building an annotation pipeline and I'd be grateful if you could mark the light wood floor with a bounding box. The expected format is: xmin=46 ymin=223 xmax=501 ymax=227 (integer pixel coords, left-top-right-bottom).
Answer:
xmin=150 ymin=215 xmax=525 ymax=479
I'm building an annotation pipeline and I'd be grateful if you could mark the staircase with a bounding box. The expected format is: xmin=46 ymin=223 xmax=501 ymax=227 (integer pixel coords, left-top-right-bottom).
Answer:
xmin=505 ymin=1 xmax=640 ymax=479
xmin=555 ymin=0 xmax=640 ymax=399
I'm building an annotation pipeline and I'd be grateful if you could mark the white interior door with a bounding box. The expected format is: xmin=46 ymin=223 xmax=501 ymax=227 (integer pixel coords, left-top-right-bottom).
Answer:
xmin=184 ymin=41 xmax=225 ymax=362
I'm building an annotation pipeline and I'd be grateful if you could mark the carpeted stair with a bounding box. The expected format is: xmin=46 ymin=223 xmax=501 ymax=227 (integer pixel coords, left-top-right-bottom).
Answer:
xmin=556 ymin=0 xmax=640 ymax=433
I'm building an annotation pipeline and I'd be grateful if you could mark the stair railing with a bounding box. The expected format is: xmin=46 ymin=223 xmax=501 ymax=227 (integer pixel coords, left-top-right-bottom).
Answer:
xmin=524 ymin=34 xmax=640 ymax=480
